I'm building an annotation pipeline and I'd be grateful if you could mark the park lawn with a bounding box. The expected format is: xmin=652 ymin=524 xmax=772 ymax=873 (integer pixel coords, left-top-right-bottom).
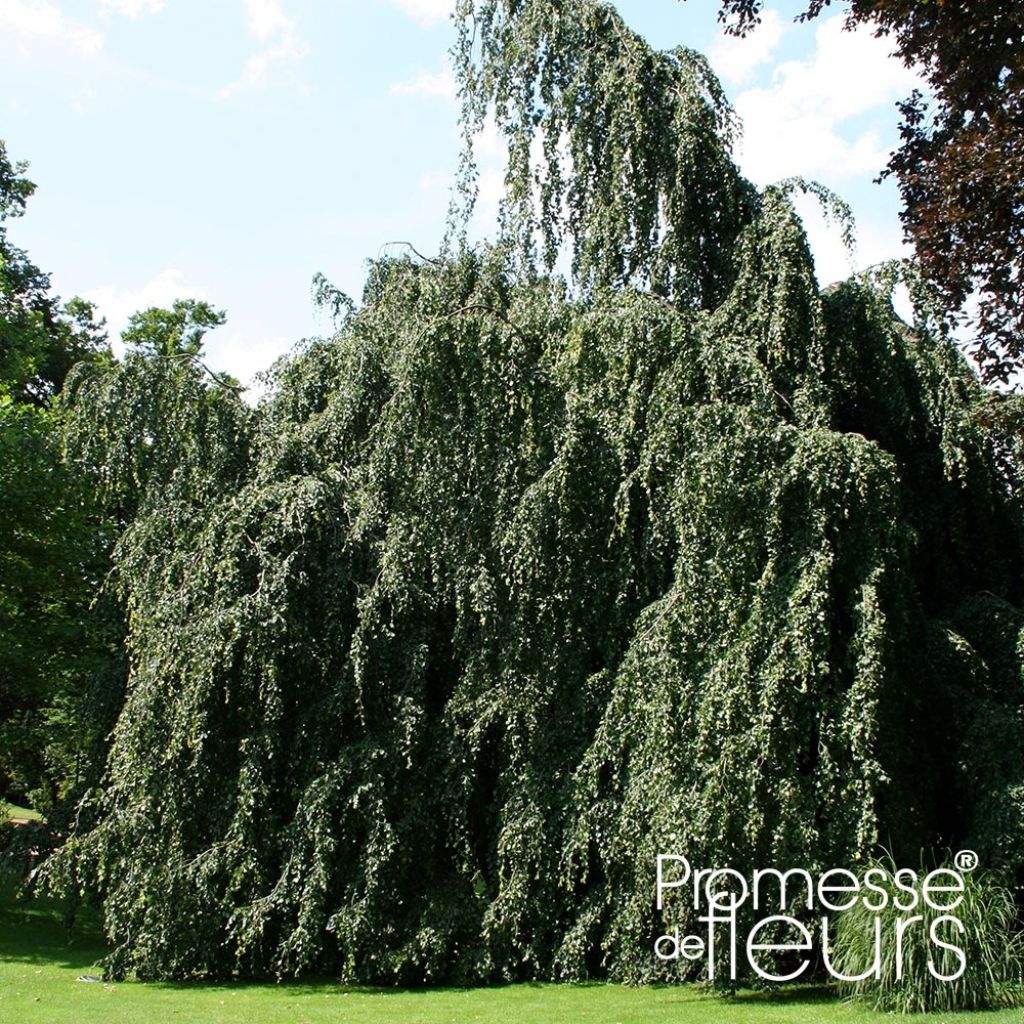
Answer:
xmin=0 ymin=885 xmax=1021 ymax=1024
xmin=2 ymin=801 xmax=42 ymax=821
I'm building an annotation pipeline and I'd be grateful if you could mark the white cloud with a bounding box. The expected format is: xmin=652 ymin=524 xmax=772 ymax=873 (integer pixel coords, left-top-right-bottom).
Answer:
xmin=221 ymin=0 xmax=307 ymax=97
xmin=244 ymin=0 xmax=290 ymax=40
xmin=390 ymin=67 xmax=456 ymax=102
xmin=709 ymin=9 xmax=784 ymax=86
xmin=222 ymin=40 xmax=301 ymax=95
xmin=99 ymin=0 xmax=163 ymax=17
xmin=84 ymin=268 xmax=208 ymax=352
xmin=206 ymin=330 xmax=289 ymax=394
xmin=0 ymin=0 xmax=103 ymax=56
xmin=389 ymin=0 xmax=453 ymax=28
xmin=730 ymin=14 xmax=920 ymax=184
xmin=86 ymin=271 xmax=292 ymax=393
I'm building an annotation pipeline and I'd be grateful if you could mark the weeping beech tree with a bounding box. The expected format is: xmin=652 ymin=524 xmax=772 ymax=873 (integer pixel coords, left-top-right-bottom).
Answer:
xmin=48 ymin=0 xmax=1024 ymax=984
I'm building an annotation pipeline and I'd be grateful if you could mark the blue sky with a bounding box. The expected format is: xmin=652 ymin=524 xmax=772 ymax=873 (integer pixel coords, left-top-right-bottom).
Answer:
xmin=0 ymin=0 xmax=921 ymax=389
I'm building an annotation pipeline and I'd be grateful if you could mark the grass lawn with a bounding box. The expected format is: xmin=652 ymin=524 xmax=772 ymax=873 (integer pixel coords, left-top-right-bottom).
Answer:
xmin=1 ymin=801 xmax=42 ymax=821
xmin=1 ymin=882 xmax=1021 ymax=1024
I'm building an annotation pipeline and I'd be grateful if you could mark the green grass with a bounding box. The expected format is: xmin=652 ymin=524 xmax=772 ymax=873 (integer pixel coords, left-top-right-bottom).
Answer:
xmin=2 ymin=885 xmax=1023 ymax=1024
xmin=2 ymin=801 xmax=43 ymax=821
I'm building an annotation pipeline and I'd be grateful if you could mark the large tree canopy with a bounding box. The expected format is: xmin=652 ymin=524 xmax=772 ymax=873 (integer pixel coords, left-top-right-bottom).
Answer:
xmin=34 ymin=0 xmax=1024 ymax=988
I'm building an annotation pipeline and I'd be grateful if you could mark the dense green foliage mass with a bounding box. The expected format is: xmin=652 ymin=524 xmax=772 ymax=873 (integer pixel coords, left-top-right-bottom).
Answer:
xmin=52 ymin=236 xmax=1024 ymax=983
xmin=33 ymin=0 xmax=1024 ymax=989
xmin=0 ymin=396 xmax=117 ymax=809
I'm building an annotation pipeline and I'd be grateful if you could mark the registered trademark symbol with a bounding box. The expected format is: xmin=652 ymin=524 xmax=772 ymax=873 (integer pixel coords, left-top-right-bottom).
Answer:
xmin=955 ymin=849 xmax=979 ymax=872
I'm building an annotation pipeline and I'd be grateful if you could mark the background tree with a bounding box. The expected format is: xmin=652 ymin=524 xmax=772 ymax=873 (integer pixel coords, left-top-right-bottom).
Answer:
xmin=0 ymin=140 xmax=114 ymax=814
xmin=63 ymin=298 xmax=245 ymax=528
xmin=0 ymin=141 xmax=108 ymax=404
xmin=692 ymin=0 xmax=1024 ymax=384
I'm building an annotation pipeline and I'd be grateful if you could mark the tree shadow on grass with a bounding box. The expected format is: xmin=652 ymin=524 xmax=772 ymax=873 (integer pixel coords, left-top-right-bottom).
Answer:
xmin=721 ymin=983 xmax=839 ymax=1006
xmin=146 ymin=979 xmax=843 ymax=1008
xmin=0 ymin=912 xmax=107 ymax=973
xmin=0 ymin=877 xmax=107 ymax=973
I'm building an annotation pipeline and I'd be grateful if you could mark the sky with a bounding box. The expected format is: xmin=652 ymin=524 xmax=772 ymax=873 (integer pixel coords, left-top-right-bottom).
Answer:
xmin=0 ymin=0 xmax=922 ymax=390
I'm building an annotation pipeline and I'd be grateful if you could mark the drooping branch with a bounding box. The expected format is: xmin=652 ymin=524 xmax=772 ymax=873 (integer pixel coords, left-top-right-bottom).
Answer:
xmin=451 ymin=0 xmax=757 ymax=308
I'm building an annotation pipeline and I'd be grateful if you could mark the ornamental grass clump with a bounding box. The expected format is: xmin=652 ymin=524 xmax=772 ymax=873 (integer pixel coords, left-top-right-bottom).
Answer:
xmin=831 ymin=855 xmax=1024 ymax=1013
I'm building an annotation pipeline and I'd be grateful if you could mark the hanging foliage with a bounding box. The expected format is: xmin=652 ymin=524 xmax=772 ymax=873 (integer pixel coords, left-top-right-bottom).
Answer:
xmin=451 ymin=0 xmax=756 ymax=306
xmin=44 ymin=0 xmax=1024 ymax=988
